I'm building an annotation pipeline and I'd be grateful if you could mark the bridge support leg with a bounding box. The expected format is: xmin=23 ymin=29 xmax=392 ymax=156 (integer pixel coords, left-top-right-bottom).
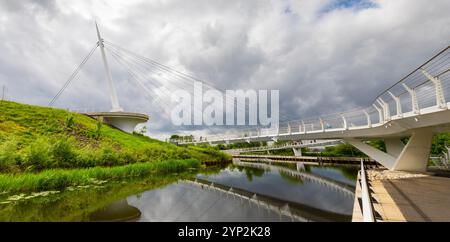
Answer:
xmin=385 ymin=138 xmax=405 ymax=157
xmin=293 ymin=148 xmax=302 ymax=157
xmin=296 ymin=162 xmax=305 ymax=171
xmin=345 ymin=128 xmax=433 ymax=172
xmin=391 ymin=128 xmax=433 ymax=172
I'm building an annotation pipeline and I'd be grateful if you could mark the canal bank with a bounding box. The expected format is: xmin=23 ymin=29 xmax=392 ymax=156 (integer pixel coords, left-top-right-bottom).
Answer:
xmin=352 ymin=168 xmax=450 ymax=222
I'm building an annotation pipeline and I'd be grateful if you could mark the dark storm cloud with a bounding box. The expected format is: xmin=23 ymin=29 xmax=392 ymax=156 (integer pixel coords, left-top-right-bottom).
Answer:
xmin=1 ymin=0 xmax=58 ymax=15
xmin=1 ymin=0 xmax=450 ymax=139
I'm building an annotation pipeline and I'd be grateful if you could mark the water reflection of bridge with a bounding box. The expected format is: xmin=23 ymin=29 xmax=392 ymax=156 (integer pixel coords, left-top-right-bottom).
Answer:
xmin=90 ymin=160 xmax=356 ymax=222
xmin=183 ymin=176 xmax=353 ymax=222
xmin=232 ymin=160 xmax=355 ymax=196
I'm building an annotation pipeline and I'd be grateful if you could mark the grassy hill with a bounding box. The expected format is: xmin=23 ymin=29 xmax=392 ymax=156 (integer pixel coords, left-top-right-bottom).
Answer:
xmin=0 ymin=101 xmax=229 ymax=192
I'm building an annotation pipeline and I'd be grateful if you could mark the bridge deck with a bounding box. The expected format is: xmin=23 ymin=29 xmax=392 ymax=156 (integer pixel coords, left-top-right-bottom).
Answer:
xmin=82 ymin=111 xmax=149 ymax=120
xmin=353 ymin=169 xmax=450 ymax=222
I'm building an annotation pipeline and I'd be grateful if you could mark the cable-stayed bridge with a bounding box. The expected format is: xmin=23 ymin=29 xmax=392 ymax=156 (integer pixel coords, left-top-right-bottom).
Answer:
xmin=50 ymin=23 xmax=450 ymax=172
xmin=177 ymin=45 xmax=450 ymax=172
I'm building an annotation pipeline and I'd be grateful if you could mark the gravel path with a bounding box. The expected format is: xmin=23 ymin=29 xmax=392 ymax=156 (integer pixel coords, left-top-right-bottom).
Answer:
xmin=367 ymin=169 xmax=429 ymax=181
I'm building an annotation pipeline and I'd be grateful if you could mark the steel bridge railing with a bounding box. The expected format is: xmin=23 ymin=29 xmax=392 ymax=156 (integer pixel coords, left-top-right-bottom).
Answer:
xmin=177 ymin=44 xmax=450 ymax=145
xmin=359 ymin=159 xmax=376 ymax=222
xmin=228 ymin=140 xmax=343 ymax=153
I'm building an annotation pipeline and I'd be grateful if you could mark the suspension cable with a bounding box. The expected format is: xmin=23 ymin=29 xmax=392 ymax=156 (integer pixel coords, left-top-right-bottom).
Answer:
xmin=104 ymin=41 xmax=296 ymax=129
xmin=49 ymin=42 xmax=99 ymax=107
xmin=107 ymin=45 xmax=229 ymax=140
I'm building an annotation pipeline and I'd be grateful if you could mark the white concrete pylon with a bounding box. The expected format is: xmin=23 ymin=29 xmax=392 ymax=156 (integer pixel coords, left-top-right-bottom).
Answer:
xmin=344 ymin=138 xmax=395 ymax=170
xmin=384 ymin=138 xmax=405 ymax=157
xmin=292 ymin=148 xmax=302 ymax=157
xmin=345 ymin=127 xmax=434 ymax=172
xmin=296 ymin=162 xmax=305 ymax=171
xmin=391 ymin=128 xmax=433 ymax=172
xmin=96 ymin=22 xmax=123 ymax=112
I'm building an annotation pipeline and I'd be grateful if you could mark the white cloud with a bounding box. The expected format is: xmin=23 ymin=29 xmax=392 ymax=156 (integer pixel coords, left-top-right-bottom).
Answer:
xmin=1 ymin=0 xmax=449 ymax=140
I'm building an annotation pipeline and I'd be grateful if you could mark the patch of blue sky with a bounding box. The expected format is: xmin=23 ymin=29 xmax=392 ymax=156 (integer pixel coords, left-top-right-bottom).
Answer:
xmin=320 ymin=0 xmax=378 ymax=14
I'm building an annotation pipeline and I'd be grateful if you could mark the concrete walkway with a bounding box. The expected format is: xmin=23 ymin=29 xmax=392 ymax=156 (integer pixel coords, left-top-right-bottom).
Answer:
xmin=356 ymin=169 xmax=450 ymax=222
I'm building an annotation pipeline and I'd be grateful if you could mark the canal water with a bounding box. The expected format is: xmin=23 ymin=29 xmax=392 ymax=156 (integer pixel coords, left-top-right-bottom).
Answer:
xmin=0 ymin=160 xmax=358 ymax=222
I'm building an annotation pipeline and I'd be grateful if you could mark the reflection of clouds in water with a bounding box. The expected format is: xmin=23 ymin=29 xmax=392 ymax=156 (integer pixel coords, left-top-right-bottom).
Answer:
xmin=126 ymin=163 xmax=356 ymax=221
xmin=197 ymin=165 xmax=354 ymax=215
xmin=198 ymin=168 xmax=242 ymax=179
xmin=309 ymin=166 xmax=357 ymax=186
xmin=127 ymin=183 xmax=293 ymax=222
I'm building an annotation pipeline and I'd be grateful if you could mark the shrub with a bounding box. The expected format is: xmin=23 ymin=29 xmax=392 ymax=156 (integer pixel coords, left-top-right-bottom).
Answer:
xmin=94 ymin=120 xmax=103 ymax=139
xmin=74 ymin=149 xmax=97 ymax=168
xmin=118 ymin=150 xmax=137 ymax=165
xmin=320 ymin=143 xmax=365 ymax=157
xmin=24 ymin=138 xmax=53 ymax=171
xmin=98 ymin=146 xmax=121 ymax=166
xmin=75 ymin=147 xmax=139 ymax=168
xmin=51 ymin=139 xmax=76 ymax=168
xmin=0 ymin=139 xmax=20 ymax=172
xmin=65 ymin=115 xmax=75 ymax=130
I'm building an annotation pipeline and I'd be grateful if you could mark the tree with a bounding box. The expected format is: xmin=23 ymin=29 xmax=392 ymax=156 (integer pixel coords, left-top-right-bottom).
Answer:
xmin=170 ymin=134 xmax=180 ymax=140
xmin=139 ymin=126 xmax=147 ymax=135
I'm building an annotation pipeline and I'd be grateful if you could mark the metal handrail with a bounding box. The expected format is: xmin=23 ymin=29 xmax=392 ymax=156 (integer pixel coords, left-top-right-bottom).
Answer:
xmin=230 ymin=140 xmax=342 ymax=153
xmin=430 ymin=146 xmax=450 ymax=169
xmin=360 ymin=159 xmax=376 ymax=222
xmin=373 ymin=44 xmax=450 ymax=102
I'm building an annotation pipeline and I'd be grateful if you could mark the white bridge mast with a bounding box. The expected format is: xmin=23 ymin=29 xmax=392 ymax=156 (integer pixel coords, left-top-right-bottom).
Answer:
xmin=96 ymin=22 xmax=123 ymax=112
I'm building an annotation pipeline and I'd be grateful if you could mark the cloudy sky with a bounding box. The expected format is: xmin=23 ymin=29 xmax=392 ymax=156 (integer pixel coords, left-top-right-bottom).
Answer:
xmin=1 ymin=0 xmax=449 ymax=140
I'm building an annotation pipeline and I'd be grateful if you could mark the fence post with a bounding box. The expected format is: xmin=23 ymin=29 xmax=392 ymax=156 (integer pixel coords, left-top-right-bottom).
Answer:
xmin=421 ymin=69 xmax=447 ymax=109
xmin=402 ymin=83 xmax=420 ymax=114
xmin=377 ymin=98 xmax=390 ymax=121
xmin=363 ymin=110 xmax=372 ymax=128
xmin=373 ymin=104 xmax=384 ymax=124
xmin=388 ymin=91 xmax=403 ymax=117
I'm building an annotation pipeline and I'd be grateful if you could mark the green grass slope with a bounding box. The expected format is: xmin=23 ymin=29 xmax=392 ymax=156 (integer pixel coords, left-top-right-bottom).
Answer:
xmin=0 ymin=101 xmax=230 ymax=173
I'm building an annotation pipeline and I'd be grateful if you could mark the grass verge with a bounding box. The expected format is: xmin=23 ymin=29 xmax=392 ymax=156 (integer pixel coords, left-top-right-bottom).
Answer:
xmin=0 ymin=159 xmax=201 ymax=193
